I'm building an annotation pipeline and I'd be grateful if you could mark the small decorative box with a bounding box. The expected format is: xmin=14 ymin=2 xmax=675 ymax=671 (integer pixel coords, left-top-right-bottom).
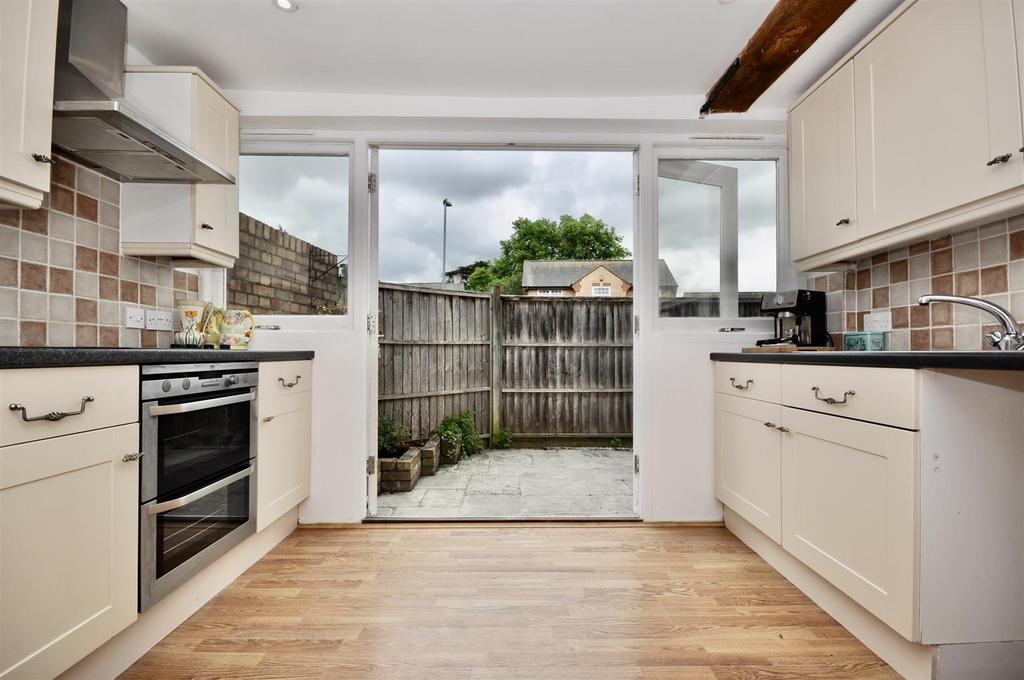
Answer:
xmin=844 ymin=332 xmax=887 ymax=352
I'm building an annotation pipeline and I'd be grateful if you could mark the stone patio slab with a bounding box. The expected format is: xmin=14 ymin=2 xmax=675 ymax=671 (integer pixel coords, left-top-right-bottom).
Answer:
xmin=375 ymin=447 xmax=636 ymax=519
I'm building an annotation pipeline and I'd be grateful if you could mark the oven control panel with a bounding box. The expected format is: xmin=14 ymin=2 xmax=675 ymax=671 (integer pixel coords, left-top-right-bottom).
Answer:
xmin=141 ymin=362 xmax=259 ymax=400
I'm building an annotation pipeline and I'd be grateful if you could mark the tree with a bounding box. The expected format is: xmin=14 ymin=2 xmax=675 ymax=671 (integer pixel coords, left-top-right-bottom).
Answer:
xmin=465 ymin=214 xmax=629 ymax=293
xmin=445 ymin=260 xmax=490 ymax=283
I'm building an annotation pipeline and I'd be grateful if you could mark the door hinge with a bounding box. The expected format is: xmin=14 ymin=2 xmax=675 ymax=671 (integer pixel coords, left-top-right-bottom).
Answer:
xmin=634 ymin=174 xmax=640 ymax=196
xmin=634 ymin=314 xmax=640 ymax=335
xmin=367 ymin=456 xmax=376 ymax=475
xmin=634 ymin=455 xmax=639 ymax=474
xmin=368 ymin=172 xmax=378 ymax=194
xmin=367 ymin=314 xmax=377 ymax=335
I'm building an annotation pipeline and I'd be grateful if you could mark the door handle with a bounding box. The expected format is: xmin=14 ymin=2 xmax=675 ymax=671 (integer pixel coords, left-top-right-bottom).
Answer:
xmin=147 ymin=465 xmax=253 ymax=515
xmin=987 ymin=153 xmax=1012 ymax=166
xmin=31 ymin=153 xmax=55 ymax=164
xmin=729 ymin=378 xmax=753 ymax=390
xmin=200 ymin=223 xmax=215 ymax=230
xmin=9 ymin=395 xmax=94 ymax=422
xmin=811 ymin=386 xmax=855 ymax=405
xmin=835 ymin=218 xmax=851 ymax=226
xmin=148 ymin=391 xmax=254 ymax=416
xmin=278 ymin=376 xmax=301 ymax=388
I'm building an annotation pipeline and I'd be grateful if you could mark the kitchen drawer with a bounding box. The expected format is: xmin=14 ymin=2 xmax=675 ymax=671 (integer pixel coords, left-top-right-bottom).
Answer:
xmin=714 ymin=362 xmax=781 ymax=403
xmin=781 ymin=364 xmax=917 ymax=430
xmin=0 ymin=366 xmax=139 ymax=447
xmin=259 ymin=360 xmax=312 ymax=400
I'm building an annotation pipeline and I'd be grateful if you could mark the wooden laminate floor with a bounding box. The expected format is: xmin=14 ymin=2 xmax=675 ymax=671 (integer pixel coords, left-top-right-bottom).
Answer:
xmin=121 ymin=524 xmax=900 ymax=680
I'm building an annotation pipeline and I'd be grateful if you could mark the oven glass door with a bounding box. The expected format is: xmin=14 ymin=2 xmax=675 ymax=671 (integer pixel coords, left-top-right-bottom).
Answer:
xmin=148 ymin=389 xmax=254 ymax=500
xmin=141 ymin=464 xmax=255 ymax=609
xmin=155 ymin=468 xmax=251 ymax=577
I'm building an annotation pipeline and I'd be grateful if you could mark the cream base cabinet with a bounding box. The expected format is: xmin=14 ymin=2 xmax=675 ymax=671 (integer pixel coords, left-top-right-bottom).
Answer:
xmin=0 ymin=0 xmax=59 ymax=209
xmin=789 ymin=60 xmax=857 ymax=260
xmin=714 ymin=393 xmax=782 ymax=543
xmin=0 ymin=425 xmax=139 ymax=680
xmin=780 ymin=406 xmax=918 ymax=641
xmin=854 ymin=0 xmax=1023 ymax=239
xmin=256 ymin=388 xmax=311 ymax=532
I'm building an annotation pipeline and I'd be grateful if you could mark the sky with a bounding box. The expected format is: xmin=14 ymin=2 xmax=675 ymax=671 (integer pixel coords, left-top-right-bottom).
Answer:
xmin=658 ymin=159 xmax=777 ymax=293
xmin=238 ymin=151 xmax=777 ymax=295
xmin=378 ymin=150 xmax=634 ymax=283
xmin=239 ymin=155 xmax=350 ymax=260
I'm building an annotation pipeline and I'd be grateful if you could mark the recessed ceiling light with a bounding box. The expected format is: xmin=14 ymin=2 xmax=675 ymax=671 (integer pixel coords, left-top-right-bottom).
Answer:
xmin=272 ymin=0 xmax=298 ymax=13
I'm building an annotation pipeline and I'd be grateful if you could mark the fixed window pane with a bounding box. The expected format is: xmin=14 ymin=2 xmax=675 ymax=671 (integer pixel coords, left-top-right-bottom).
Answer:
xmin=657 ymin=159 xmax=777 ymax=319
xmin=235 ymin=155 xmax=349 ymax=315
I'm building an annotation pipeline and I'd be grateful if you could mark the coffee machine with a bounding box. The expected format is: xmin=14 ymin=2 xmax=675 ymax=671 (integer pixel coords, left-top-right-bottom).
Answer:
xmin=755 ymin=289 xmax=829 ymax=347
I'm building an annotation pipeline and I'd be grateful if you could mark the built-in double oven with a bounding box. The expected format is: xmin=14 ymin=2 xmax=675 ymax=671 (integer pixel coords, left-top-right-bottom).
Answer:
xmin=139 ymin=362 xmax=259 ymax=610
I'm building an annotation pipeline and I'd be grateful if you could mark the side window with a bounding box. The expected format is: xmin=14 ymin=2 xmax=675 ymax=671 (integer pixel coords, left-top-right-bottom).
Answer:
xmin=657 ymin=159 xmax=777 ymax=318
xmin=235 ymin=155 xmax=350 ymax=315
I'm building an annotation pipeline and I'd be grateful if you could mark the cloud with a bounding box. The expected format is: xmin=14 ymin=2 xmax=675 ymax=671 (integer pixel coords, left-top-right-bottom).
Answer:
xmin=378 ymin=150 xmax=634 ymax=283
xmin=237 ymin=151 xmax=776 ymax=297
xmin=238 ymin=155 xmax=350 ymax=258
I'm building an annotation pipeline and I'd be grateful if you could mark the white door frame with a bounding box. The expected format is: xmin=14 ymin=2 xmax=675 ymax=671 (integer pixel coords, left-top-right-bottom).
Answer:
xmin=366 ymin=142 xmax=641 ymax=518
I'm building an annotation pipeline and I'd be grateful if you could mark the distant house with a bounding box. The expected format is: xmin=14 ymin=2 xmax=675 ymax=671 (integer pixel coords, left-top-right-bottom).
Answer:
xmin=521 ymin=259 xmax=678 ymax=298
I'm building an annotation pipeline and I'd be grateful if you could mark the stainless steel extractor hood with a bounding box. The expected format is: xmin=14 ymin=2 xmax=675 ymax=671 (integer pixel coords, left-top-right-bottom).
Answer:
xmin=50 ymin=0 xmax=234 ymax=184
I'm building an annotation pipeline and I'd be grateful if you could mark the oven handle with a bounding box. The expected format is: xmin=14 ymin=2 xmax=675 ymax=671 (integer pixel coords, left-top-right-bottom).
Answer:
xmin=147 ymin=390 xmax=255 ymax=417
xmin=147 ymin=465 xmax=254 ymax=515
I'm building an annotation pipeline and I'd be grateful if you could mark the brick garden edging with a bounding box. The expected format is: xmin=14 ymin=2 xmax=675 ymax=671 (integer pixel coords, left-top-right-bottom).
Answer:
xmin=380 ymin=448 xmax=422 ymax=492
xmin=419 ymin=438 xmax=440 ymax=475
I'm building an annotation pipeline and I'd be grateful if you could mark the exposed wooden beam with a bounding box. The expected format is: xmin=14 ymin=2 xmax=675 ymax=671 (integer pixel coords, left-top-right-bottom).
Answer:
xmin=700 ymin=0 xmax=856 ymax=116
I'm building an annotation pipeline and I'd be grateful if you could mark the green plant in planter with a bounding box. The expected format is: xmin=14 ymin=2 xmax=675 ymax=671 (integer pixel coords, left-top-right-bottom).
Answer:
xmin=492 ymin=427 xmax=513 ymax=450
xmin=434 ymin=411 xmax=483 ymax=463
xmin=378 ymin=414 xmax=409 ymax=458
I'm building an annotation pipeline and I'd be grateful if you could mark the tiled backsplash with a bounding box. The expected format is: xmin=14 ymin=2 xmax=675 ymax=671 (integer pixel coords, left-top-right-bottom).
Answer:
xmin=0 ymin=156 xmax=199 ymax=347
xmin=811 ymin=215 xmax=1024 ymax=351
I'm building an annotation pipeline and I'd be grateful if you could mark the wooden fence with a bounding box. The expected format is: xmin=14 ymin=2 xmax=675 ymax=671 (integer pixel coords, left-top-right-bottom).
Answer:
xmin=378 ymin=283 xmax=633 ymax=442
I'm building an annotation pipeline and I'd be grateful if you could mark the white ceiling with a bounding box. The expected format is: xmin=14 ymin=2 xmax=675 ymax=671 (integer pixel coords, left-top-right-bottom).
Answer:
xmin=123 ymin=0 xmax=900 ymax=109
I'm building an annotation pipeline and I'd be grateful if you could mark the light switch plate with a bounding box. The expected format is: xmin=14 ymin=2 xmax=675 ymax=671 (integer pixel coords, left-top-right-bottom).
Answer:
xmin=146 ymin=309 xmax=173 ymax=331
xmin=864 ymin=311 xmax=892 ymax=332
xmin=125 ymin=307 xmax=145 ymax=329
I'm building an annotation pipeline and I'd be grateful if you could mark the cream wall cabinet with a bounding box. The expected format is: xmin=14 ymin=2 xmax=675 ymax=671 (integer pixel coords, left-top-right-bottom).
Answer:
xmin=120 ymin=67 xmax=240 ymax=267
xmin=788 ymin=0 xmax=1024 ymax=270
xmin=780 ymin=407 xmax=917 ymax=640
xmin=0 ymin=0 xmax=59 ymax=209
xmin=0 ymin=424 xmax=140 ymax=680
xmin=853 ymin=0 xmax=1022 ymax=239
xmin=256 ymin=361 xmax=312 ymax=531
xmin=789 ymin=61 xmax=857 ymax=261
xmin=714 ymin=393 xmax=782 ymax=543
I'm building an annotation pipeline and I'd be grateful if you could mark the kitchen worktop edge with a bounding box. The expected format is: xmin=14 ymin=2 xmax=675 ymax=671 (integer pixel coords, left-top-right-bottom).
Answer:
xmin=0 ymin=347 xmax=315 ymax=369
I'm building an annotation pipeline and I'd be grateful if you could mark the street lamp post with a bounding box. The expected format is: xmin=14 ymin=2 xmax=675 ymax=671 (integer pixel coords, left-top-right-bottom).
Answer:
xmin=442 ymin=198 xmax=453 ymax=282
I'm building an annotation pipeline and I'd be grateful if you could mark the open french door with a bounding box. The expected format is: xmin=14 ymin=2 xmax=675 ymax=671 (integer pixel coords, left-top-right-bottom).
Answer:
xmin=366 ymin=147 xmax=380 ymax=517
xmin=633 ymin=150 xmax=778 ymax=521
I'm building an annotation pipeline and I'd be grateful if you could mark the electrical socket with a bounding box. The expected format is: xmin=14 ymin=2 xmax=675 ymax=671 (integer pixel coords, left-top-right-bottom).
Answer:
xmin=146 ymin=309 xmax=173 ymax=331
xmin=864 ymin=311 xmax=893 ymax=332
xmin=124 ymin=307 xmax=145 ymax=329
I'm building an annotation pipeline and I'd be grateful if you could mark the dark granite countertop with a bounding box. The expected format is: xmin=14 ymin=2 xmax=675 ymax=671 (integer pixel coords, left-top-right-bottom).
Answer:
xmin=0 ymin=347 xmax=315 ymax=369
xmin=710 ymin=351 xmax=1024 ymax=370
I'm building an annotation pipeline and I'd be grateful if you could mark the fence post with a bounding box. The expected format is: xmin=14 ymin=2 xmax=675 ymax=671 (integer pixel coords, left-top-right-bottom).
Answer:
xmin=489 ymin=286 xmax=502 ymax=441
